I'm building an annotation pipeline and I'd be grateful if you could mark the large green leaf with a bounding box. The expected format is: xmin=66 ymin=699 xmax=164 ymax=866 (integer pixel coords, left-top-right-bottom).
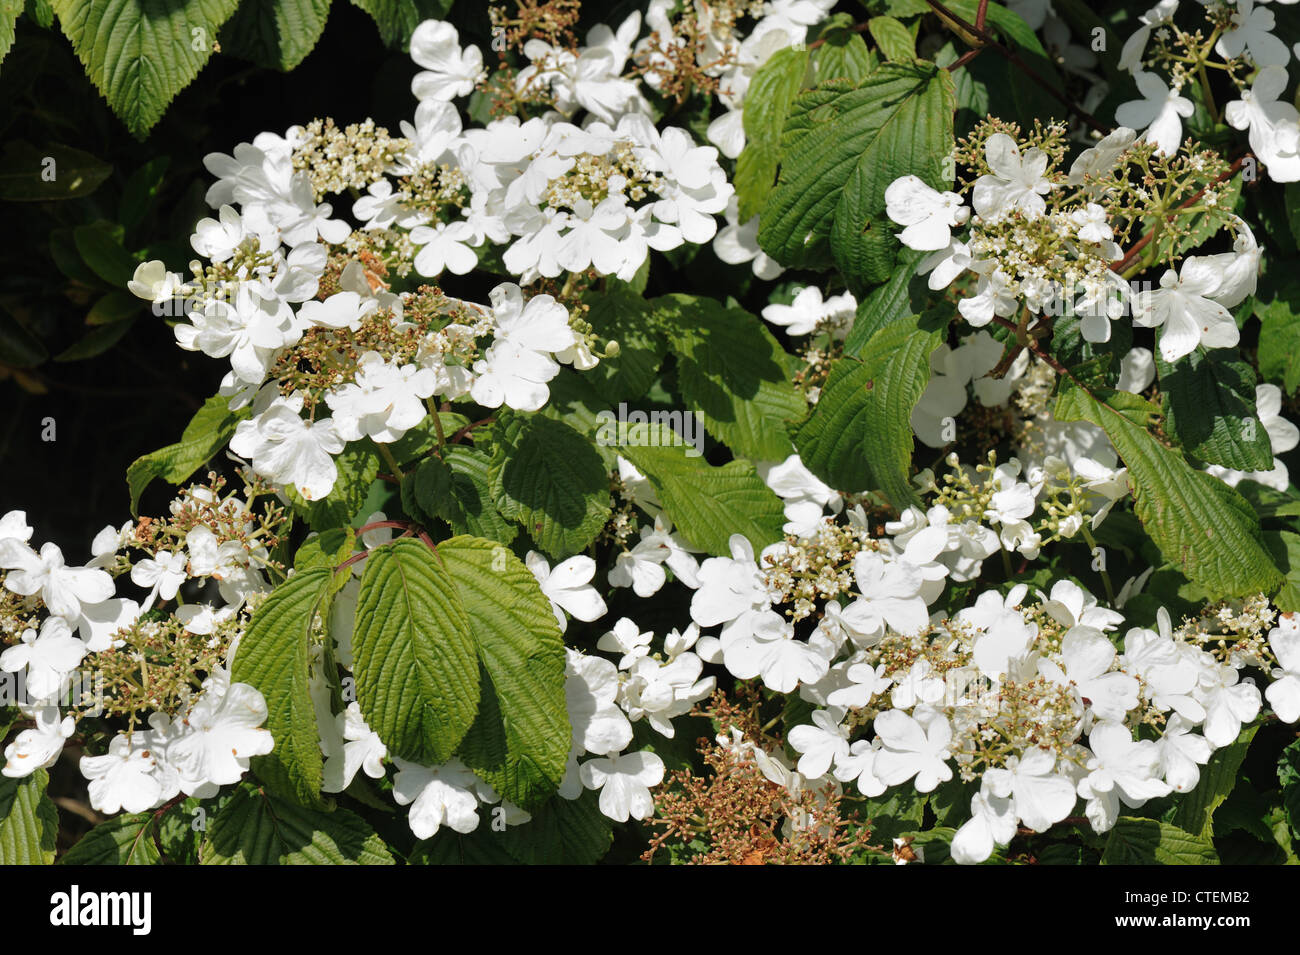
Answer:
xmin=581 ymin=287 xmax=667 ymax=403
xmin=493 ymin=789 xmax=612 ymax=865
xmin=490 ymin=415 xmax=611 ymax=559
xmin=656 ymin=294 xmax=806 ymax=461
xmin=288 ymin=442 xmax=381 ymax=531
xmin=60 ymin=813 xmax=161 ymax=865
xmin=51 ymin=0 xmax=242 ymax=138
xmin=126 ymin=393 xmax=250 ymax=514
xmin=842 ymin=247 xmax=925 ymax=357
xmin=1158 ymin=350 xmax=1272 ymax=471
xmin=757 ymin=62 xmax=955 ymax=290
xmin=1100 ymin=817 xmax=1219 ymax=865
xmin=1256 ymin=282 xmax=1300 ymax=395
xmin=1054 ymin=378 xmax=1282 ymax=598
xmin=220 ymin=0 xmax=331 ymax=71
xmin=619 ymin=429 xmax=786 ymax=556
xmin=0 ymin=0 xmax=20 ymax=65
xmin=734 ymin=46 xmax=808 ymax=222
xmin=438 ymin=536 xmax=569 ymax=810
xmin=794 ymin=316 xmax=944 ymax=505
xmin=231 ymin=567 xmax=334 ymax=808
xmin=0 ymin=769 xmax=58 ymax=864
xmin=413 ymin=446 xmax=516 ymax=544
xmin=1170 ymin=724 xmax=1258 ymax=840
xmin=352 ymin=538 xmax=480 ymax=764
xmin=201 ymin=785 xmax=394 ymax=864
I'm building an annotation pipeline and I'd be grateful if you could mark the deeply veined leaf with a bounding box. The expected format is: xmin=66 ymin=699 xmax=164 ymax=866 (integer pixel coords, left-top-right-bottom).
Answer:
xmin=581 ymin=287 xmax=667 ymax=403
xmin=1100 ymin=817 xmax=1219 ymax=865
xmin=618 ymin=427 xmax=786 ymax=556
xmin=0 ymin=769 xmax=58 ymax=864
xmin=220 ymin=0 xmax=332 ymax=71
xmin=757 ymin=62 xmax=955 ymax=291
xmin=51 ymin=0 xmax=242 ymax=138
xmin=1158 ymin=349 xmax=1272 ymax=471
xmin=126 ymin=393 xmax=251 ymax=514
xmin=734 ymin=46 xmax=808 ymax=222
xmin=350 ymin=0 xmax=451 ymax=48
xmin=794 ymin=316 xmax=945 ymax=506
xmin=1054 ymin=378 xmax=1282 ymax=598
xmin=201 ymin=784 xmax=394 ymax=864
xmin=231 ymin=567 xmax=334 ymax=808
xmin=867 ymin=15 xmax=915 ymax=62
xmin=414 ymin=446 xmax=517 ymax=544
xmin=438 ymin=536 xmax=569 ymax=810
xmin=60 ymin=813 xmax=161 ymax=865
xmin=493 ymin=789 xmax=612 ymax=865
xmin=842 ymin=247 xmax=925 ymax=357
xmin=490 ymin=415 xmax=611 ymax=560
xmin=352 ymin=538 xmax=480 ymax=764
xmin=656 ymin=293 xmax=806 ymax=461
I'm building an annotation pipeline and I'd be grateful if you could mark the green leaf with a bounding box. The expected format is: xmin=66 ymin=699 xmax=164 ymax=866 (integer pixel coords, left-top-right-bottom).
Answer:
xmin=734 ymin=46 xmax=808 ymax=222
xmin=490 ymin=415 xmax=611 ymax=559
xmin=618 ymin=430 xmax=786 ymax=556
xmin=288 ymin=442 xmax=381 ymax=531
xmin=1170 ymin=724 xmax=1257 ymax=840
xmin=1280 ymin=737 xmax=1300 ymax=840
xmin=231 ymin=567 xmax=334 ymax=808
xmin=85 ymin=290 xmax=141 ymax=326
xmin=0 ymin=140 xmax=112 ymax=201
xmin=1158 ymin=349 xmax=1272 ymax=471
xmin=0 ymin=769 xmax=58 ymax=864
xmin=581 ymin=287 xmax=667 ymax=403
xmin=73 ymin=222 xmax=139 ymax=287
xmin=0 ymin=0 xmax=23 ymax=66
xmin=1100 ymin=817 xmax=1219 ymax=865
xmin=1256 ymin=282 xmax=1300 ymax=395
xmin=868 ymin=16 xmax=915 ymax=62
xmin=758 ymin=63 xmax=955 ymax=292
xmin=657 ymin=294 xmax=806 ymax=461
xmin=811 ymin=24 xmax=875 ymax=84
xmin=842 ymin=248 xmax=925 ymax=357
xmin=60 ymin=813 xmax=161 ymax=865
xmin=438 ymin=536 xmax=569 ymax=810
xmin=414 ymin=446 xmax=516 ymax=544
xmin=294 ymin=527 xmax=355 ymax=573
xmin=201 ymin=784 xmax=394 ymax=864
xmin=349 ymin=0 xmax=450 ymax=48
xmin=1265 ymin=530 xmax=1300 ymax=612
xmin=1054 ymin=378 xmax=1282 ymax=598
xmin=794 ymin=317 xmax=944 ymax=505
xmin=51 ymin=0 xmax=242 ymax=139
xmin=126 ymin=393 xmax=251 ymax=514
xmin=220 ymin=0 xmax=331 ymax=71
xmin=353 ymin=538 xmax=480 ymax=764
xmin=54 ymin=312 xmax=139 ymax=361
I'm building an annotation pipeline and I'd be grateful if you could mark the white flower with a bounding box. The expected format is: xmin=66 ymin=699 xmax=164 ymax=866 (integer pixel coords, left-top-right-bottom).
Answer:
xmin=0 ymin=540 xmax=113 ymax=621
xmin=1114 ymin=72 xmax=1193 ymax=156
xmin=1117 ymin=2 xmax=1178 ymax=74
xmin=597 ymin=617 xmax=654 ymax=670
xmin=1077 ymin=722 xmax=1171 ymax=832
xmin=951 ymin=785 xmax=1017 ymax=864
xmin=229 ymin=393 xmax=344 ymax=500
xmin=788 ymin=709 xmax=850 ymax=780
xmin=689 ymin=534 xmax=769 ymax=628
xmin=298 ymin=290 xmax=377 ymax=331
xmin=873 ymin=705 xmax=953 ymax=793
xmin=885 ymin=175 xmax=970 ymax=250
xmin=469 ymin=284 xmax=574 ymax=412
xmin=1216 ymin=0 xmax=1290 ymax=67
xmin=972 ymin=133 xmax=1053 ymax=221
xmin=761 ymin=454 xmax=843 ymax=536
xmin=167 ymin=678 xmax=275 ymax=790
xmin=761 ymin=286 xmax=856 ymax=337
xmin=1038 ymin=626 xmax=1139 ymax=723
xmin=392 ymin=757 xmax=482 ymax=837
xmin=1154 ymin=714 xmax=1213 ymax=792
xmin=526 ymin=552 xmax=607 ymax=632
xmin=839 ymin=552 xmax=930 ymax=643
xmin=130 ymin=550 xmax=188 ymax=611
xmin=3 ymin=707 xmax=74 ymax=778
xmin=1225 ymin=66 xmax=1300 ymax=182
xmin=322 ymin=703 xmax=387 ymax=793
xmin=1267 ymin=613 xmax=1300 ymax=723
xmin=1196 ymin=665 xmax=1261 ymax=748
xmin=1132 ymin=260 xmax=1240 ymax=363
xmin=713 ymin=196 xmax=783 ymax=279
xmin=410 ymin=220 xmax=479 ymax=276
xmin=579 ymin=750 xmax=665 ymax=821
xmin=81 ymin=732 xmax=164 ymax=814
xmin=719 ymin=609 xmax=829 ymax=693
xmin=127 ymin=259 xmax=185 ymax=304
xmin=831 ymin=738 xmax=887 ymax=797
xmin=410 ymin=21 xmax=484 ymax=101
xmin=565 ymin=650 xmax=633 ymax=756
xmin=957 ymin=586 xmax=1037 ymax=678
xmin=608 ymin=515 xmax=700 ymax=597
xmin=0 ymin=618 xmax=87 ymax=702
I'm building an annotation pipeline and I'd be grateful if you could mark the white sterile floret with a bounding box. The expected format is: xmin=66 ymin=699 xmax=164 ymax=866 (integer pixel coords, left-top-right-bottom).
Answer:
xmin=392 ymin=757 xmax=483 ymax=838
xmin=1225 ymin=66 xmax=1300 ymax=182
xmin=1131 ymin=259 xmax=1240 ymax=363
xmin=526 ymin=552 xmax=607 ymax=632
xmin=1266 ymin=614 xmax=1300 ymax=723
xmin=410 ymin=21 xmax=484 ymax=102
xmin=0 ymin=539 xmax=114 ymax=621
xmin=873 ymin=705 xmax=954 ymax=793
xmin=1114 ymin=71 xmax=1194 ymax=157
xmin=972 ymin=134 xmax=1053 ymax=221
xmin=230 ymin=393 xmax=344 ymax=500
xmin=689 ymin=534 xmax=769 ymax=629
xmin=885 ymin=175 xmax=970 ymax=250
xmin=565 ymin=649 xmax=633 ymax=757
xmin=325 ymin=352 xmax=437 ymax=444
xmin=3 ymin=707 xmax=75 ymax=778
xmin=760 ymin=286 xmax=856 ymax=338
xmin=0 ymin=618 xmax=87 ymax=703
xmin=578 ymin=750 xmax=665 ymax=822
xmin=165 ymin=675 xmax=275 ymax=791
xmin=322 ymin=703 xmax=388 ymax=793
xmin=469 ymin=284 xmax=574 ymax=412
xmin=81 ymin=732 xmax=165 ymax=815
